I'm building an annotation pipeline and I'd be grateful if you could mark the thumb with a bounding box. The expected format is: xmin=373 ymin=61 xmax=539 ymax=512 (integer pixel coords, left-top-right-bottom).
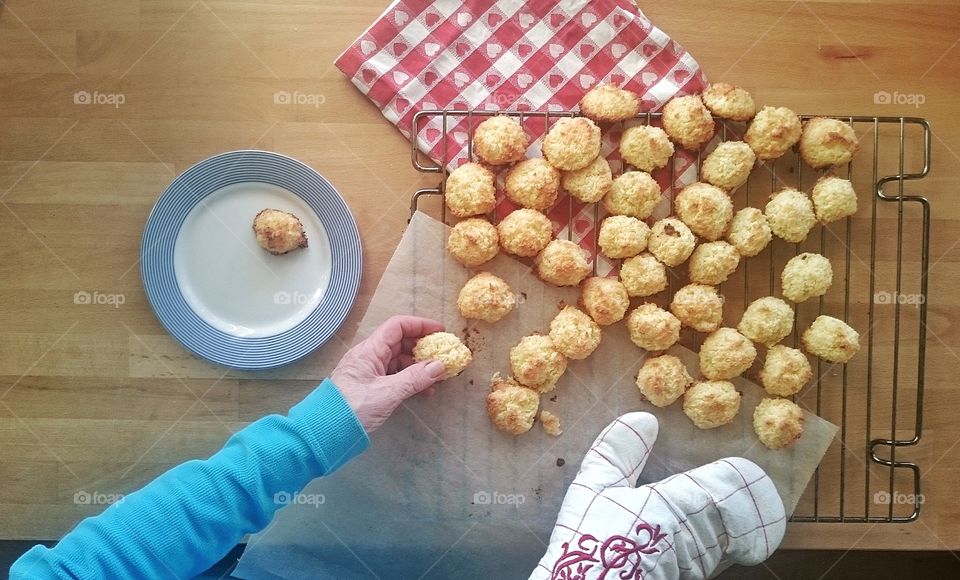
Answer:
xmin=392 ymin=359 xmax=446 ymax=399
xmin=575 ymin=412 xmax=659 ymax=489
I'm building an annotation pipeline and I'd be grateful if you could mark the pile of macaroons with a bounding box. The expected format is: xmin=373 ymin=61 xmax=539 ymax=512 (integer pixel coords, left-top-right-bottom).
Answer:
xmin=429 ymin=81 xmax=862 ymax=450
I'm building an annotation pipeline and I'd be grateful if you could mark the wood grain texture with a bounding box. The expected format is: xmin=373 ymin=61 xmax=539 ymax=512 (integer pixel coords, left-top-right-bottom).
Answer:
xmin=0 ymin=0 xmax=957 ymax=554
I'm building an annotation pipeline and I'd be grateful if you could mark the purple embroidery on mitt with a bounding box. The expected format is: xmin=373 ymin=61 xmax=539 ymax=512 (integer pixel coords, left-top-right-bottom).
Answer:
xmin=550 ymin=523 xmax=668 ymax=579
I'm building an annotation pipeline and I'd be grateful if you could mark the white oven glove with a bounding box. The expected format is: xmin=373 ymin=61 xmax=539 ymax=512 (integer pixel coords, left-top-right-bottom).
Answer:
xmin=531 ymin=413 xmax=786 ymax=580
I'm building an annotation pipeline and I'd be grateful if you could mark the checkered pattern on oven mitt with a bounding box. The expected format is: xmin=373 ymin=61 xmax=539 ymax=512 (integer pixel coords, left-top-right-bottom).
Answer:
xmin=531 ymin=413 xmax=786 ymax=580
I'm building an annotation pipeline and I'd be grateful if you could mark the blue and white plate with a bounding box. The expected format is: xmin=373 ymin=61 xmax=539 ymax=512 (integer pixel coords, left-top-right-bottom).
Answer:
xmin=141 ymin=150 xmax=361 ymax=369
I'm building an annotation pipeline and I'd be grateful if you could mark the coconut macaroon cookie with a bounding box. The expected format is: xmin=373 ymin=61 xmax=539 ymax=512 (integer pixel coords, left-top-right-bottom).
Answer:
xmin=579 ymin=83 xmax=641 ymax=123
xmin=620 ymin=125 xmax=675 ymax=172
xmin=688 ymin=241 xmax=740 ymax=285
xmin=802 ymin=315 xmax=860 ymax=363
xmin=699 ymin=327 xmax=757 ymax=380
xmin=602 ymin=171 xmax=662 ymax=219
xmin=799 ymin=117 xmax=859 ymax=168
xmin=447 ymin=218 xmax=499 ymax=267
xmin=549 ymin=306 xmax=602 ymax=360
xmin=536 ymin=239 xmax=591 ymax=287
xmin=497 ymin=209 xmax=553 ymax=257
xmin=744 ymin=106 xmax=802 ymax=160
xmin=505 ymin=158 xmax=561 ymax=211
xmin=753 ymin=397 xmax=805 ymax=450
xmin=413 ymin=332 xmax=473 ymax=379
xmin=683 ymin=380 xmax=742 ymax=430
xmin=581 ymin=276 xmax=630 ymax=326
xmin=670 ymin=284 xmax=724 ymax=333
xmin=542 ymin=117 xmax=602 ymax=170
xmin=457 ymin=272 xmax=516 ymax=323
xmin=701 ymin=83 xmax=756 ymax=122
xmin=445 ymin=162 xmax=497 ymax=218
xmin=561 ymin=155 xmax=613 ymax=203
xmin=510 ymin=334 xmax=568 ymax=393
xmin=598 ymin=215 xmax=650 ymax=259
xmin=726 ymin=207 xmax=772 ymax=257
xmin=674 ymin=182 xmax=734 ymax=241
xmin=811 ymin=176 xmax=858 ymax=224
xmin=701 ymin=141 xmax=756 ymax=190
xmin=764 ymin=188 xmax=817 ymax=243
xmin=486 ymin=382 xmax=540 ymax=436
xmin=636 ymin=354 xmax=693 ymax=407
xmin=620 ymin=253 xmax=668 ymax=298
xmin=253 ymin=209 xmax=308 ymax=255
xmin=760 ymin=345 xmax=813 ymax=397
xmin=738 ymin=296 xmax=794 ymax=346
xmin=472 ymin=115 xmax=529 ymax=166
xmin=662 ymin=94 xmax=715 ymax=151
xmin=627 ymin=303 xmax=681 ymax=352
xmin=781 ymin=252 xmax=833 ymax=303
xmin=648 ymin=217 xmax=697 ymax=267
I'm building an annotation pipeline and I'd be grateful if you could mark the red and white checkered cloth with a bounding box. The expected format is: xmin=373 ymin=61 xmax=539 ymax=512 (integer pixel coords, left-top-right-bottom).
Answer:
xmin=335 ymin=0 xmax=708 ymax=272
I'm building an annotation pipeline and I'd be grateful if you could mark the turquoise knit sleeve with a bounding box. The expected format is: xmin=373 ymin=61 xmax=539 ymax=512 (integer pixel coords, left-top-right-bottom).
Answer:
xmin=10 ymin=378 xmax=369 ymax=579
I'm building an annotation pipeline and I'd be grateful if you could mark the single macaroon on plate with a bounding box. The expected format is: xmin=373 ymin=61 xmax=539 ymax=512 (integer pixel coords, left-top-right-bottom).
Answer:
xmin=141 ymin=150 xmax=361 ymax=369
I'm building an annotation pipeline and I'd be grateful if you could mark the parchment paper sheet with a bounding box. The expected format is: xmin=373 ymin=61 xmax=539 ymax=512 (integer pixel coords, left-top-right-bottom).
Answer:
xmin=234 ymin=212 xmax=838 ymax=580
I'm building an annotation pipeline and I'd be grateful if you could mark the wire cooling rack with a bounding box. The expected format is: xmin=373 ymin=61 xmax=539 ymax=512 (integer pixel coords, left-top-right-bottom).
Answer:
xmin=410 ymin=109 xmax=930 ymax=523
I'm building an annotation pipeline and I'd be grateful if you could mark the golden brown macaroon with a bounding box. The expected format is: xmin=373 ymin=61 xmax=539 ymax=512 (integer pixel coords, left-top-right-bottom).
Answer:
xmin=688 ymin=241 xmax=740 ymax=286
xmin=253 ymin=209 xmax=308 ymax=255
xmin=738 ymin=296 xmax=794 ymax=346
xmin=542 ymin=117 xmax=602 ymax=171
xmin=581 ymin=276 xmax=630 ymax=326
xmin=670 ymin=283 xmax=724 ymax=333
xmin=620 ymin=125 xmax=675 ymax=172
xmin=725 ymin=207 xmax=772 ymax=257
xmin=700 ymin=141 xmax=756 ymax=191
xmin=683 ymin=380 xmax=742 ymax=429
xmin=579 ymin=83 xmax=641 ymax=123
xmin=457 ymin=272 xmax=516 ymax=323
xmin=598 ymin=215 xmax=650 ymax=259
xmin=561 ymin=155 xmax=613 ymax=203
xmin=811 ymin=176 xmax=858 ymax=224
xmin=799 ymin=117 xmax=859 ymax=169
xmin=636 ymin=354 xmax=693 ymax=407
xmin=541 ymin=410 xmax=563 ymax=436
xmin=801 ymin=315 xmax=860 ymax=363
xmin=760 ymin=345 xmax=812 ymax=397
xmin=627 ymin=303 xmax=681 ymax=352
xmin=699 ymin=327 xmax=757 ymax=380
xmin=447 ymin=218 xmax=499 ymax=267
xmin=413 ymin=332 xmax=473 ymax=379
xmin=753 ymin=397 xmax=804 ymax=449
xmin=620 ymin=253 xmax=668 ymax=298
xmin=446 ymin=162 xmax=497 ymax=218
xmin=781 ymin=252 xmax=833 ymax=303
xmin=674 ymin=182 xmax=734 ymax=242
xmin=536 ymin=239 xmax=591 ymax=287
xmin=473 ymin=115 xmax=529 ymax=166
xmin=486 ymin=382 xmax=540 ymax=435
xmin=549 ymin=306 xmax=602 ymax=360
xmin=510 ymin=334 xmax=568 ymax=393
xmin=505 ymin=158 xmax=561 ymax=211
xmin=764 ymin=188 xmax=816 ymax=244
xmin=497 ymin=209 xmax=553 ymax=257
xmin=662 ymin=94 xmax=715 ymax=151
xmin=701 ymin=83 xmax=756 ymax=122
xmin=648 ymin=218 xmax=696 ymax=267
xmin=744 ymin=106 xmax=802 ymax=160
xmin=602 ymin=171 xmax=662 ymax=219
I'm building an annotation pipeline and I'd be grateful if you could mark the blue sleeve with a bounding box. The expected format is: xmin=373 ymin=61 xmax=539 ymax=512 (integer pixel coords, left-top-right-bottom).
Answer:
xmin=10 ymin=378 xmax=369 ymax=580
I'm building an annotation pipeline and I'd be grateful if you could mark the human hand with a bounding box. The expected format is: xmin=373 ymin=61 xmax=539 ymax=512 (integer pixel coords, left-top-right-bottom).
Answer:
xmin=531 ymin=413 xmax=786 ymax=580
xmin=331 ymin=315 xmax=447 ymax=433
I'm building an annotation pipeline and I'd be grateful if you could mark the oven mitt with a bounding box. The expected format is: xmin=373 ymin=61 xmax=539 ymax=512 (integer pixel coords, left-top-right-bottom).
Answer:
xmin=530 ymin=412 xmax=786 ymax=580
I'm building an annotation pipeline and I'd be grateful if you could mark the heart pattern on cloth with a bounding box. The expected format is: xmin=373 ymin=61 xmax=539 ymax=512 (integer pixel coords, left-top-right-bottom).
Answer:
xmin=424 ymin=43 xmax=440 ymax=57
xmin=360 ymin=40 xmax=376 ymax=56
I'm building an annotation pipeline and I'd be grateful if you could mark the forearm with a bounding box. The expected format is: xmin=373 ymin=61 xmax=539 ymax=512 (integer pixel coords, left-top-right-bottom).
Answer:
xmin=10 ymin=379 xmax=369 ymax=579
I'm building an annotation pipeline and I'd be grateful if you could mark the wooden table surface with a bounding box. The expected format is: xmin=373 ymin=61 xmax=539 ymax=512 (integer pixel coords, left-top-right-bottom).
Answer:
xmin=1 ymin=0 xmax=958 ymax=556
